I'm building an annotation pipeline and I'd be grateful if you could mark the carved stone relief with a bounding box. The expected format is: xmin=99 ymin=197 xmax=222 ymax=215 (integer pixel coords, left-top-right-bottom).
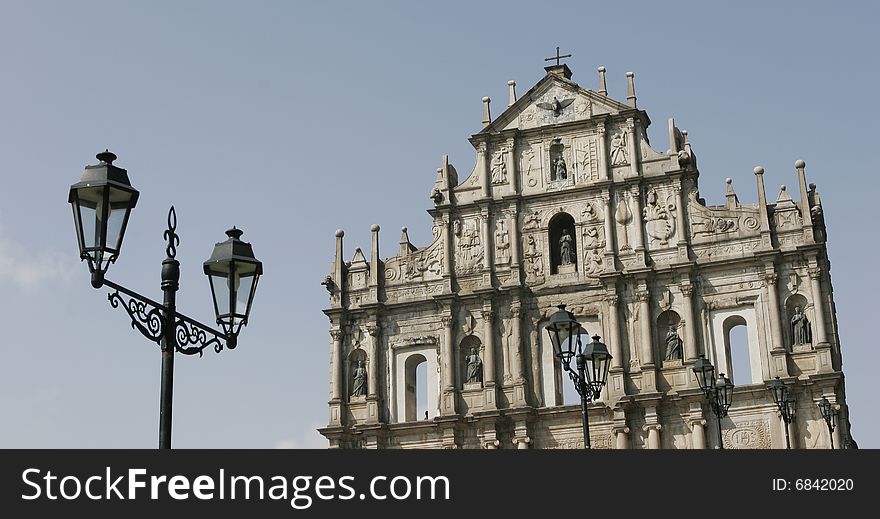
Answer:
xmin=722 ymin=419 xmax=770 ymax=449
xmin=495 ymin=219 xmax=510 ymax=265
xmin=523 ymin=234 xmax=545 ymax=283
xmin=491 ymin=148 xmax=508 ymax=184
xmin=643 ymin=187 xmax=676 ymax=246
xmin=575 ymin=137 xmax=598 ymax=182
xmin=520 ymin=145 xmax=539 ymax=188
xmin=615 ymin=192 xmax=634 ymax=251
xmin=609 ymin=131 xmax=628 ymax=166
xmin=455 ymin=220 xmax=483 ymax=274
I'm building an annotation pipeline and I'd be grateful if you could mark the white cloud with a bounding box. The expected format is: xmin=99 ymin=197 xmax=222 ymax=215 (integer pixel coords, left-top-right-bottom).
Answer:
xmin=274 ymin=423 xmax=328 ymax=449
xmin=0 ymin=225 xmax=77 ymax=291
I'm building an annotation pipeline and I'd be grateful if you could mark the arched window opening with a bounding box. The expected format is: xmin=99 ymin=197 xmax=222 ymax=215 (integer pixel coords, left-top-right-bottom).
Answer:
xmin=404 ymin=354 xmax=428 ymax=422
xmin=723 ymin=315 xmax=755 ymax=385
xmin=548 ymin=212 xmax=577 ymax=274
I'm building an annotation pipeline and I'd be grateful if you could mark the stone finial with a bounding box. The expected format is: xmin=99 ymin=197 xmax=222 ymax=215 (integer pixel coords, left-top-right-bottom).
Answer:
xmin=795 ymin=159 xmax=806 ymax=170
xmin=508 ymin=80 xmax=517 ymax=107
xmin=626 ymin=72 xmax=637 ymax=108
xmin=482 ymin=96 xmax=492 ymax=127
xmin=598 ymin=66 xmax=607 ymax=96
xmin=725 ymin=178 xmax=740 ymax=209
xmin=754 ymin=166 xmax=765 ymax=176
xmin=371 ymin=224 xmax=380 ymax=232
xmin=335 ymin=229 xmax=344 ymax=237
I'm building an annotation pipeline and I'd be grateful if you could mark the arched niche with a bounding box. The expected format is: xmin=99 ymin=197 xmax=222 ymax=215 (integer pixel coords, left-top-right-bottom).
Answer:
xmin=347 ymin=348 xmax=368 ymax=400
xmin=548 ymin=212 xmax=577 ymax=274
xmin=459 ymin=335 xmax=483 ymax=387
xmin=785 ymin=293 xmax=812 ymax=348
xmin=656 ymin=310 xmax=683 ymax=365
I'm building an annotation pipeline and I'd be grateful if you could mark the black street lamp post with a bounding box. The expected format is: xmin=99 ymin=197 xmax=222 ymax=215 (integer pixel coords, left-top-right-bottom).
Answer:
xmin=544 ymin=304 xmax=612 ymax=449
xmin=691 ymin=354 xmax=734 ymax=449
xmin=818 ymin=397 xmax=837 ymax=450
xmin=69 ymin=151 xmax=263 ymax=449
xmin=768 ymin=376 xmax=796 ymax=449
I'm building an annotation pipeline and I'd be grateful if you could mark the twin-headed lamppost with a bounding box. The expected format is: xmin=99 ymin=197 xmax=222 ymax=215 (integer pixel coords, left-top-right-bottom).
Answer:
xmin=544 ymin=304 xmax=612 ymax=449
xmin=68 ymin=151 xmax=263 ymax=449
xmin=691 ymin=354 xmax=734 ymax=449
xmin=768 ymin=376 xmax=797 ymax=449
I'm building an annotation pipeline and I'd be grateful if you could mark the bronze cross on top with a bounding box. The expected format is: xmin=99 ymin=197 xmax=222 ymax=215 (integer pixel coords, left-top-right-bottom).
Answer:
xmin=544 ymin=46 xmax=572 ymax=66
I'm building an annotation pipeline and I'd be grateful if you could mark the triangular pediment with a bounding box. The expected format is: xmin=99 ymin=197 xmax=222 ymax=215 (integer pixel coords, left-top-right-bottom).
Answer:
xmin=478 ymin=74 xmax=636 ymax=135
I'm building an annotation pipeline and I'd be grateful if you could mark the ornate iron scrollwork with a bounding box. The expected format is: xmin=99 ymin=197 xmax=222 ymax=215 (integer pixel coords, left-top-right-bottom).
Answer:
xmin=108 ymin=290 xmax=165 ymax=345
xmin=174 ymin=317 xmax=227 ymax=357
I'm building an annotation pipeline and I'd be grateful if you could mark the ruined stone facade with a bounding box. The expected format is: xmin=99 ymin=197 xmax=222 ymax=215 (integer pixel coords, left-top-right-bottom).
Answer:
xmin=319 ymin=63 xmax=854 ymax=449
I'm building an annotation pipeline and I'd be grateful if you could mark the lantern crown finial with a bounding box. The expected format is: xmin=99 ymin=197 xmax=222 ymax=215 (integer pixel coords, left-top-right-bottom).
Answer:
xmin=96 ymin=149 xmax=117 ymax=165
xmin=226 ymin=227 xmax=244 ymax=240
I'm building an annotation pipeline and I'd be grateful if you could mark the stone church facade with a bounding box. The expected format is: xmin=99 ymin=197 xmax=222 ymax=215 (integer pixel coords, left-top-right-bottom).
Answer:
xmin=319 ymin=62 xmax=854 ymax=449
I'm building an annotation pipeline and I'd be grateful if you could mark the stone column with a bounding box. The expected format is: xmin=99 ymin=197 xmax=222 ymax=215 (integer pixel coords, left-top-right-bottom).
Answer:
xmin=480 ymin=211 xmax=492 ymax=271
xmin=597 ymin=122 xmax=610 ymax=180
xmin=613 ymin=426 xmax=630 ymax=449
xmin=602 ymin=190 xmax=615 ymax=254
xmin=509 ymin=210 xmax=521 ymax=269
xmin=330 ymin=329 xmax=345 ymax=402
xmin=674 ymin=183 xmax=688 ymax=259
xmin=680 ymin=283 xmax=699 ymax=361
xmin=442 ymin=217 xmax=452 ymax=277
xmin=513 ymin=437 xmax=531 ymax=449
xmin=510 ymin=303 xmax=524 ymax=382
xmin=637 ymin=288 xmax=654 ymax=367
xmin=366 ymin=324 xmax=381 ymax=398
xmin=507 ymin=137 xmax=518 ymax=194
xmin=482 ymin=306 xmax=496 ymax=386
xmin=625 ymin=118 xmax=639 ymax=178
xmin=763 ymin=271 xmax=786 ymax=352
xmin=478 ymin=142 xmax=490 ymax=199
xmin=630 ymin=185 xmax=645 ymax=251
xmin=690 ymin=419 xmax=707 ymax=449
xmin=808 ymin=266 xmax=828 ymax=345
xmin=606 ymin=295 xmax=623 ymax=369
xmin=441 ymin=314 xmax=456 ymax=416
xmin=644 ymin=424 xmax=662 ymax=449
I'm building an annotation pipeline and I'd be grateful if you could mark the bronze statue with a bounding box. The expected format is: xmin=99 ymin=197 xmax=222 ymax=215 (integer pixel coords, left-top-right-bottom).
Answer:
xmin=559 ymin=229 xmax=575 ymax=265
xmin=351 ymin=359 xmax=367 ymax=396
xmin=791 ymin=306 xmax=812 ymax=345
xmin=466 ymin=347 xmax=483 ymax=384
xmin=664 ymin=326 xmax=683 ymax=361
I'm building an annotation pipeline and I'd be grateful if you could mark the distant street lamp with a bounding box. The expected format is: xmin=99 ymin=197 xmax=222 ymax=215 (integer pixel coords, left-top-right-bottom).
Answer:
xmin=691 ymin=354 xmax=734 ymax=449
xmin=69 ymin=151 xmax=263 ymax=449
xmin=545 ymin=304 xmax=612 ymax=449
xmin=818 ymin=397 xmax=837 ymax=450
xmin=767 ymin=376 xmax=796 ymax=449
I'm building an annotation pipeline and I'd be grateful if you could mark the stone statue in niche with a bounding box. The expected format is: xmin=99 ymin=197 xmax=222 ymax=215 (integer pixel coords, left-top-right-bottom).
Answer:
xmin=664 ymin=326 xmax=683 ymax=361
xmin=351 ymin=360 xmax=367 ymax=396
xmin=491 ymin=150 xmax=507 ymax=184
xmin=559 ymin=229 xmax=575 ymax=265
xmin=791 ymin=306 xmax=812 ymax=345
xmin=466 ymin=347 xmax=483 ymax=384
xmin=643 ymin=188 xmax=676 ymax=245
xmin=553 ymin=156 xmax=568 ymax=180
xmin=610 ymin=131 xmax=628 ymax=165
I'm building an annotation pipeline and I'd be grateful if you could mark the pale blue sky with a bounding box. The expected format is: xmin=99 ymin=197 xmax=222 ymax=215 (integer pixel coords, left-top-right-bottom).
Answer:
xmin=0 ymin=1 xmax=876 ymax=448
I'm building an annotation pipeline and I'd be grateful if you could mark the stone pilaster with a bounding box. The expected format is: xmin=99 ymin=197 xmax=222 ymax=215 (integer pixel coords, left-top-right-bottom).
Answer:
xmin=510 ymin=302 xmax=527 ymax=406
xmin=674 ymin=182 xmax=689 ymax=259
xmin=625 ymin=117 xmax=639 ymax=178
xmin=329 ymin=328 xmax=345 ymax=426
xmin=762 ymin=269 xmax=791 ymax=378
xmin=689 ymin=418 xmax=707 ymax=449
xmin=613 ymin=425 xmax=630 ymax=449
